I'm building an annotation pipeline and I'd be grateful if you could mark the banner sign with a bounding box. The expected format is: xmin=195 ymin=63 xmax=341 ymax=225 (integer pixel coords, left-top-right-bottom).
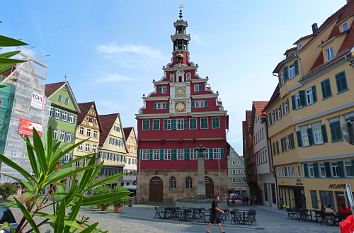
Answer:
xmin=18 ymin=118 xmax=43 ymax=137
xmin=346 ymin=184 xmax=354 ymax=208
xmin=31 ymin=92 xmax=44 ymax=110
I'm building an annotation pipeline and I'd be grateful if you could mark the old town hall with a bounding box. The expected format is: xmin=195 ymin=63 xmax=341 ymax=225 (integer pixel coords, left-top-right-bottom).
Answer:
xmin=136 ymin=10 xmax=229 ymax=203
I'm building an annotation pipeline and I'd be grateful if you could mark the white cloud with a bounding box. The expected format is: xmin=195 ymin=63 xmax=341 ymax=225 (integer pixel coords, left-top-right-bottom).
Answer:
xmin=96 ymin=43 xmax=164 ymax=60
xmin=96 ymin=74 xmax=134 ymax=83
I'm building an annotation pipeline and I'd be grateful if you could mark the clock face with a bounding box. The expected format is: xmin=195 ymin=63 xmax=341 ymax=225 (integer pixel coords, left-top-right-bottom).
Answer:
xmin=175 ymin=86 xmax=186 ymax=97
xmin=175 ymin=101 xmax=186 ymax=112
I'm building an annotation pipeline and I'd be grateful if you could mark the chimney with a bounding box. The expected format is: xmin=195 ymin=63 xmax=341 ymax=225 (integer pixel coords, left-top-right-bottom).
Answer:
xmin=312 ymin=23 xmax=318 ymax=34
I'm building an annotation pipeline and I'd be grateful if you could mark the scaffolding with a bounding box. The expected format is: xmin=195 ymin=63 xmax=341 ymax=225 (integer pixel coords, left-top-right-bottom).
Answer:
xmin=0 ymin=49 xmax=49 ymax=183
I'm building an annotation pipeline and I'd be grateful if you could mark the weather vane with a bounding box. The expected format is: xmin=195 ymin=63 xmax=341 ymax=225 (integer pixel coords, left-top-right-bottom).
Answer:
xmin=179 ymin=0 xmax=184 ymax=19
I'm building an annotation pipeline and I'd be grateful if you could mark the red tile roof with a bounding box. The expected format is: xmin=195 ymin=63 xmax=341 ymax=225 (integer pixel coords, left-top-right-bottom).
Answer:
xmin=123 ymin=127 xmax=134 ymax=141
xmin=99 ymin=113 xmax=119 ymax=146
xmin=310 ymin=52 xmax=324 ymax=72
xmin=252 ymin=101 xmax=268 ymax=115
xmin=77 ymin=102 xmax=101 ymax=133
xmin=44 ymin=82 xmax=65 ymax=97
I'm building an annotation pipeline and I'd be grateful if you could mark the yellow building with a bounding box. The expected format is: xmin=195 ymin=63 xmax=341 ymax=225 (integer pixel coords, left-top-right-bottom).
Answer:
xmin=265 ymin=0 xmax=354 ymax=211
xmin=97 ymin=113 xmax=127 ymax=185
xmin=74 ymin=102 xmax=102 ymax=166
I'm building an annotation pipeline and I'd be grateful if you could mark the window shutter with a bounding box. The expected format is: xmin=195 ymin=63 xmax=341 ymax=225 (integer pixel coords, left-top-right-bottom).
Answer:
xmin=335 ymin=122 xmax=343 ymax=141
xmin=171 ymin=119 xmax=176 ymax=130
xmin=184 ymin=149 xmax=190 ymax=160
xmin=191 ymin=101 xmax=195 ymax=108
xmin=299 ymin=90 xmax=306 ymax=106
xmin=153 ymin=103 xmax=157 ymax=109
xmin=313 ymin=163 xmax=319 ymax=178
xmin=209 ymin=148 xmax=213 ymax=160
xmin=351 ymin=160 xmax=354 ymax=176
xmin=184 ymin=118 xmax=188 ymax=129
xmin=280 ymin=138 xmax=284 ymax=152
xmin=324 ymin=162 xmax=331 ymax=177
xmin=321 ymin=81 xmax=326 ymax=98
xmin=166 ymin=102 xmax=169 ymax=109
xmin=294 ymin=60 xmax=299 ymax=76
xmin=221 ymin=148 xmax=225 ymax=159
xmin=172 ymin=149 xmax=177 ymax=160
xmin=149 ymin=149 xmax=153 ymax=160
xmin=296 ymin=131 xmax=303 ymax=147
xmin=284 ymin=66 xmax=289 ymax=81
xmin=321 ymin=125 xmax=328 ymax=143
xmin=291 ymin=95 xmax=296 ymax=110
xmin=160 ymin=149 xmax=164 ymax=160
xmin=338 ymin=161 xmax=345 ymax=178
xmin=307 ymin=128 xmax=314 ymax=145
xmin=304 ymin=163 xmax=309 ymax=178
xmin=330 ymin=122 xmax=336 ymax=141
xmin=312 ymin=85 xmax=317 ymax=103
xmin=164 ymin=119 xmax=168 ymax=130
xmin=204 ymin=100 xmax=208 ymax=107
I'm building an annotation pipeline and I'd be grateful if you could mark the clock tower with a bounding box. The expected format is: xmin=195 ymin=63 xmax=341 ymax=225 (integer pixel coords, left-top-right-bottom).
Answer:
xmin=136 ymin=9 xmax=229 ymax=203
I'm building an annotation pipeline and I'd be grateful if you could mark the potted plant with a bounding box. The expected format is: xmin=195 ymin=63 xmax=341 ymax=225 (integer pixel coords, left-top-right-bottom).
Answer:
xmin=112 ymin=186 xmax=130 ymax=213
xmin=93 ymin=185 xmax=112 ymax=211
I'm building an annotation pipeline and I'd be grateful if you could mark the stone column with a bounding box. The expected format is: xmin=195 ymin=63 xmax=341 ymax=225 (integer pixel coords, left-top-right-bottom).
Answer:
xmin=196 ymin=146 xmax=206 ymax=198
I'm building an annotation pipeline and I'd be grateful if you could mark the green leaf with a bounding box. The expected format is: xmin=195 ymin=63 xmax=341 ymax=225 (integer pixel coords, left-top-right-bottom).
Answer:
xmin=0 ymin=63 xmax=16 ymax=74
xmin=80 ymin=222 xmax=98 ymax=233
xmin=46 ymin=127 xmax=53 ymax=166
xmin=87 ymin=172 xmax=123 ymax=190
xmin=35 ymin=212 xmax=85 ymax=231
xmin=44 ymin=165 xmax=97 ymax=186
xmin=65 ymin=197 xmax=83 ymax=233
xmin=0 ymin=51 xmax=21 ymax=58
xmin=32 ymin=127 xmax=48 ymax=173
xmin=82 ymin=192 xmax=131 ymax=206
xmin=14 ymin=199 xmax=40 ymax=233
xmin=54 ymin=199 xmax=65 ymax=233
xmin=78 ymin=154 xmax=96 ymax=192
xmin=0 ymin=35 xmax=27 ymax=46
xmin=0 ymin=173 xmax=34 ymax=192
xmin=0 ymin=57 xmax=25 ymax=64
xmin=23 ymin=136 xmax=39 ymax=179
xmin=0 ymin=154 xmax=34 ymax=183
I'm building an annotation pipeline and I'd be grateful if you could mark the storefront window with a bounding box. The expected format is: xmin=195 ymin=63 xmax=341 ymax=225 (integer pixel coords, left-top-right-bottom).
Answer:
xmin=319 ymin=191 xmax=334 ymax=210
xmin=310 ymin=190 xmax=318 ymax=209
xmin=344 ymin=161 xmax=353 ymax=177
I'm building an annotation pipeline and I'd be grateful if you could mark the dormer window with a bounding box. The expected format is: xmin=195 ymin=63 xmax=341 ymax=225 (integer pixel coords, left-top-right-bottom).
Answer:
xmin=194 ymin=84 xmax=202 ymax=92
xmin=342 ymin=22 xmax=350 ymax=32
xmin=326 ymin=47 xmax=334 ymax=61
xmin=158 ymin=86 xmax=167 ymax=93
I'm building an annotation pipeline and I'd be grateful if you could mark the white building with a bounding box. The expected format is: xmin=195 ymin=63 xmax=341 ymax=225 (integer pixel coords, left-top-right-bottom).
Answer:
xmin=122 ymin=127 xmax=137 ymax=190
xmin=252 ymin=101 xmax=277 ymax=207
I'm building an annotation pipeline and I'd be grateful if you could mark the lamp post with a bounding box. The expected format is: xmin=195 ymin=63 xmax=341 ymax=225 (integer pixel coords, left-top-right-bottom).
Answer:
xmin=195 ymin=145 xmax=206 ymax=199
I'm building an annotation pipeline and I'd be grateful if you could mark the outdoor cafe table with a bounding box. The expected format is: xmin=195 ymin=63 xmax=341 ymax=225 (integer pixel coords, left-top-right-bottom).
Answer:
xmin=231 ymin=209 xmax=249 ymax=224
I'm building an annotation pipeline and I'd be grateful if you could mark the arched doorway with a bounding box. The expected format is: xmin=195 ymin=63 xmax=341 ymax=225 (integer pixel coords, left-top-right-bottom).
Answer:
xmin=149 ymin=176 xmax=163 ymax=202
xmin=205 ymin=176 xmax=214 ymax=198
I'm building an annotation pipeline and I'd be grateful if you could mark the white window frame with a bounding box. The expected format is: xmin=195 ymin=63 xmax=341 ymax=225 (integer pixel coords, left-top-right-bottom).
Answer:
xmin=78 ymin=144 xmax=83 ymax=151
xmin=62 ymin=111 xmax=67 ymax=121
xmin=213 ymin=148 xmax=221 ymax=159
xmin=308 ymin=163 xmax=315 ymax=177
xmin=158 ymin=86 xmax=167 ymax=94
xmin=93 ymin=130 xmax=98 ymax=139
xmin=177 ymin=149 xmax=184 ymax=160
xmin=164 ymin=149 xmax=171 ymax=160
xmin=53 ymin=129 xmax=58 ymax=140
xmin=344 ymin=160 xmax=353 ymax=177
xmin=342 ymin=22 xmax=350 ymax=31
xmin=300 ymin=126 xmax=309 ymax=146
xmin=69 ymin=114 xmax=74 ymax=123
xmin=141 ymin=150 xmax=149 ymax=160
xmin=65 ymin=132 xmax=72 ymax=142
xmin=319 ymin=162 xmax=326 ymax=177
xmin=306 ymin=87 xmax=314 ymax=105
xmin=86 ymin=129 xmax=91 ymax=137
xmin=60 ymin=131 xmax=65 ymax=141
xmin=194 ymin=84 xmax=202 ymax=92
xmin=79 ymin=127 xmax=84 ymax=135
xmin=153 ymin=149 xmax=160 ymax=160
xmin=176 ymin=119 xmax=185 ymax=130
xmin=295 ymin=93 xmax=301 ymax=109
xmin=85 ymin=144 xmax=90 ymax=152
xmin=55 ymin=109 xmax=61 ymax=119
xmin=312 ymin=123 xmax=324 ymax=145
xmin=326 ymin=47 xmax=334 ymax=61
xmin=232 ymin=169 xmax=236 ymax=175
xmin=288 ymin=65 xmax=296 ymax=79
xmin=92 ymin=145 xmax=97 ymax=153
xmin=284 ymin=99 xmax=289 ymax=115
xmin=190 ymin=149 xmax=197 ymax=160
xmin=49 ymin=107 xmax=54 ymax=117
xmin=165 ymin=119 xmax=172 ymax=130
xmin=331 ymin=162 xmax=339 ymax=177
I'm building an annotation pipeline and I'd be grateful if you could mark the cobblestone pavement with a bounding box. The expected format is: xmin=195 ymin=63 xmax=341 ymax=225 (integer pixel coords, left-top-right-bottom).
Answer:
xmin=12 ymin=205 xmax=340 ymax=233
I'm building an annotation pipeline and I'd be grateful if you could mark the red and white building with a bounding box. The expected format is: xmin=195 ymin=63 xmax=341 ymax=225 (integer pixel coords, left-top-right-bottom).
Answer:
xmin=136 ymin=10 xmax=229 ymax=203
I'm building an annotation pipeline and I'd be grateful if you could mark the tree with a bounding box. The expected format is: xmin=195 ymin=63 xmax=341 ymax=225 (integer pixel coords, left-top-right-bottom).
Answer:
xmin=0 ymin=128 xmax=130 ymax=232
xmin=0 ymin=183 xmax=17 ymax=199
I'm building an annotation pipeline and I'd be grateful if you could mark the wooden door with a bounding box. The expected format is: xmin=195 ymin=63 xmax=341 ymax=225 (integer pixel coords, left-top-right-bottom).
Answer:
xmin=205 ymin=176 xmax=214 ymax=198
xmin=149 ymin=176 xmax=163 ymax=202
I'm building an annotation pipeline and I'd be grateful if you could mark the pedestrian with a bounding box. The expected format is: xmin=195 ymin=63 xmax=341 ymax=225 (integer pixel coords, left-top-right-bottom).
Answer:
xmin=207 ymin=194 xmax=225 ymax=233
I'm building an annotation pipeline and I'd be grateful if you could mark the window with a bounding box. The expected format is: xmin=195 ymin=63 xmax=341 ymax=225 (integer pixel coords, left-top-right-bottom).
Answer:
xmin=64 ymin=97 xmax=69 ymax=105
xmin=57 ymin=94 xmax=62 ymax=102
xmin=344 ymin=161 xmax=353 ymax=177
xmin=310 ymin=190 xmax=319 ymax=209
xmin=192 ymin=100 xmax=208 ymax=108
xmin=326 ymin=47 xmax=334 ymax=61
xmin=141 ymin=150 xmax=150 ymax=160
xmin=300 ymin=126 xmax=310 ymax=146
xmin=53 ymin=129 xmax=58 ymax=140
xmin=320 ymin=191 xmax=335 ymax=210
xmin=213 ymin=148 xmax=221 ymax=159
xmin=190 ymin=149 xmax=197 ymax=160
xmin=49 ymin=107 xmax=54 ymax=117
xmin=321 ymin=79 xmax=332 ymax=99
xmin=92 ymin=145 xmax=97 ymax=153
xmin=60 ymin=131 xmax=65 ymax=141
xmin=308 ymin=163 xmax=315 ymax=177
xmin=177 ymin=149 xmax=184 ymax=160
xmin=312 ymin=123 xmax=324 ymax=145
xmin=212 ymin=117 xmax=220 ymax=129
xmin=153 ymin=102 xmax=167 ymax=109
xmin=232 ymin=169 xmax=236 ymax=175
xmin=288 ymin=64 xmax=296 ymax=79
xmin=342 ymin=22 xmax=350 ymax=31
xmin=142 ymin=120 xmax=150 ymax=131
xmin=164 ymin=149 xmax=171 ymax=160
xmin=55 ymin=109 xmax=61 ymax=119
xmin=319 ymin=163 xmax=326 ymax=177
xmin=335 ymin=71 xmax=348 ymax=93
xmin=203 ymin=149 xmax=209 ymax=160
xmin=186 ymin=177 xmax=192 ymax=189
xmin=153 ymin=119 xmax=160 ymax=130
xmin=65 ymin=133 xmax=72 ymax=142
xmin=232 ymin=178 xmax=237 ymax=183
xmin=87 ymin=117 xmax=94 ymax=123
xmin=169 ymin=176 xmax=176 ymax=189
xmin=153 ymin=149 xmax=160 ymax=160
xmin=158 ymin=86 xmax=167 ymax=94
xmin=93 ymin=130 xmax=98 ymax=139
xmin=114 ymin=125 xmax=120 ymax=132
xmin=86 ymin=129 xmax=91 ymax=137
xmin=85 ymin=144 xmax=90 ymax=152
xmin=61 ymin=111 xmax=67 ymax=121
xmin=194 ymin=84 xmax=202 ymax=92
xmin=329 ymin=119 xmax=342 ymax=142
xmin=189 ymin=118 xmax=197 ymax=129
xmin=176 ymin=119 xmax=185 ymax=130
xmin=68 ymin=114 xmax=74 ymax=123
xmin=78 ymin=144 xmax=83 ymax=151
xmin=306 ymin=88 xmax=314 ymax=105
xmin=331 ymin=162 xmax=339 ymax=177
xmin=164 ymin=119 xmax=172 ymax=130
xmin=294 ymin=93 xmax=301 ymax=109
xmin=200 ymin=118 xmax=208 ymax=129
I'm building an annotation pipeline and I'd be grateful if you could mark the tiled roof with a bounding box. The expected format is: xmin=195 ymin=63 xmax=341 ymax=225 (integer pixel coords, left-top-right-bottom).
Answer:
xmin=123 ymin=127 xmax=134 ymax=141
xmin=99 ymin=113 xmax=119 ymax=146
xmin=263 ymin=84 xmax=280 ymax=112
xmin=44 ymin=82 xmax=65 ymax=97
xmin=77 ymin=102 xmax=101 ymax=131
xmin=252 ymin=101 xmax=268 ymax=115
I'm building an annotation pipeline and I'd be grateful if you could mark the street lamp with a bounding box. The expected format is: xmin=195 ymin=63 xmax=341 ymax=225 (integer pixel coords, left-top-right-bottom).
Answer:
xmin=195 ymin=145 xmax=206 ymax=199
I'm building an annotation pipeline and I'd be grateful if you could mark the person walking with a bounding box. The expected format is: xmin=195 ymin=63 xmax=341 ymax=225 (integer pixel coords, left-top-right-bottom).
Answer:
xmin=208 ymin=194 xmax=225 ymax=233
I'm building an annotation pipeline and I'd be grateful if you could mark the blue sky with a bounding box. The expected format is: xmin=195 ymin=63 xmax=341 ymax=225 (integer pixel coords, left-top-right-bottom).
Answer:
xmin=2 ymin=0 xmax=346 ymax=154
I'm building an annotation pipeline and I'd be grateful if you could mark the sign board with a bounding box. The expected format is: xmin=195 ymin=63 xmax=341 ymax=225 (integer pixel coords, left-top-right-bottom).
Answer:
xmin=18 ymin=118 xmax=43 ymax=137
xmin=31 ymin=92 xmax=45 ymax=110
xmin=346 ymin=184 xmax=354 ymax=208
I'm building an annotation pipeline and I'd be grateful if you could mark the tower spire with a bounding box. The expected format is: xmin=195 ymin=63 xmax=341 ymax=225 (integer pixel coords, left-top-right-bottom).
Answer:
xmin=179 ymin=3 xmax=184 ymax=19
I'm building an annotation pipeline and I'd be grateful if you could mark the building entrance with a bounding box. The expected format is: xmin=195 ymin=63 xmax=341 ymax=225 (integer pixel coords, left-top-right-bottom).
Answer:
xmin=149 ymin=176 xmax=163 ymax=202
xmin=205 ymin=176 xmax=214 ymax=198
